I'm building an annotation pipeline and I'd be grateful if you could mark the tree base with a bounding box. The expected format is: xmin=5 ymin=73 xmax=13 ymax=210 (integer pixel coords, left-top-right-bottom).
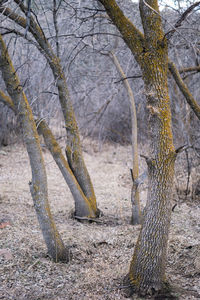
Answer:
xmin=122 ymin=275 xmax=179 ymax=299
xmin=48 ymin=247 xmax=71 ymax=263
xmin=71 ymin=208 xmax=103 ymax=223
xmin=130 ymin=215 xmax=142 ymax=225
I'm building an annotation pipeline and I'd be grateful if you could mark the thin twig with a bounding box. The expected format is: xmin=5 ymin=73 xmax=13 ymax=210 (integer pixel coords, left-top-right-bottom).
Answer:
xmin=185 ymin=148 xmax=191 ymax=200
xmin=25 ymin=0 xmax=31 ymax=37
xmin=165 ymin=1 xmax=200 ymax=40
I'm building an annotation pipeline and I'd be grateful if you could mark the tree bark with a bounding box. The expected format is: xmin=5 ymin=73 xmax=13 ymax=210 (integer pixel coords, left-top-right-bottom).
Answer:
xmin=129 ymin=48 xmax=176 ymax=294
xmin=37 ymin=120 xmax=96 ymax=217
xmin=98 ymin=0 xmax=176 ymax=295
xmin=0 ymin=35 xmax=69 ymax=262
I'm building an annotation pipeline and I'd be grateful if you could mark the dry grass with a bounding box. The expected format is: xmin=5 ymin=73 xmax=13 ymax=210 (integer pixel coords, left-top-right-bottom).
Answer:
xmin=0 ymin=139 xmax=200 ymax=299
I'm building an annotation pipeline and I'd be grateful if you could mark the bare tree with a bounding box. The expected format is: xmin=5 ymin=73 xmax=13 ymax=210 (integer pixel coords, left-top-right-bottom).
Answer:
xmin=96 ymin=0 xmax=200 ymax=296
xmin=0 ymin=34 xmax=69 ymax=262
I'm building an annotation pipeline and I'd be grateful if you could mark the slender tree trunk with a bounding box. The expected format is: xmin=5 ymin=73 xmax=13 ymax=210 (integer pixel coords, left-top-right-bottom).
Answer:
xmin=47 ymin=57 xmax=98 ymax=217
xmin=0 ymin=89 xmax=97 ymax=219
xmin=168 ymin=60 xmax=200 ymax=120
xmin=109 ymin=51 xmax=141 ymax=224
xmin=0 ymin=35 xmax=69 ymax=262
xmin=55 ymin=70 xmax=98 ymax=217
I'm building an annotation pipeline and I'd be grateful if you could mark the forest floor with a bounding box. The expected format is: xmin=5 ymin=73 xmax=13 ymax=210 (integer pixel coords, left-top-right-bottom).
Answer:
xmin=0 ymin=138 xmax=200 ymax=300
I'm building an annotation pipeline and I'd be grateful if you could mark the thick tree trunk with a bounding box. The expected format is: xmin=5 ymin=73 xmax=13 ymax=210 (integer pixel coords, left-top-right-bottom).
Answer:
xmin=0 ymin=35 xmax=69 ymax=262
xmin=98 ymin=0 xmax=176 ymax=295
xmin=128 ymin=0 xmax=176 ymax=293
xmin=129 ymin=57 xmax=176 ymax=293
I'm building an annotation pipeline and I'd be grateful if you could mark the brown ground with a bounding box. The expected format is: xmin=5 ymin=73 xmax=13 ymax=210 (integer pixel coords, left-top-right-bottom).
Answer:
xmin=0 ymin=139 xmax=200 ymax=300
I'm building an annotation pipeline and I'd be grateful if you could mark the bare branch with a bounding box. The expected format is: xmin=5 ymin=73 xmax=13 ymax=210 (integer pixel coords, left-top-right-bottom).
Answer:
xmin=53 ymin=0 xmax=60 ymax=58
xmin=98 ymin=0 xmax=145 ymax=60
xmin=114 ymin=74 xmax=142 ymax=83
xmin=0 ymin=90 xmax=15 ymax=111
xmin=25 ymin=0 xmax=32 ymax=37
xmin=168 ymin=60 xmax=200 ymax=120
xmin=179 ymin=65 xmax=200 ymax=74
xmin=165 ymin=1 xmax=200 ymax=40
xmin=47 ymin=32 xmax=122 ymax=40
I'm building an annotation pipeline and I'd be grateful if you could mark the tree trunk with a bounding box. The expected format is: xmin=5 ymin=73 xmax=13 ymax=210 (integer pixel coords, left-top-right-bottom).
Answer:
xmin=129 ymin=50 xmax=176 ymax=293
xmin=37 ymin=120 xmax=96 ymax=217
xmin=128 ymin=0 xmax=176 ymax=294
xmin=98 ymin=0 xmax=176 ymax=295
xmin=47 ymin=56 xmax=98 ymax=217
xmin=109 ymin=51 xmax=141 ymax=224
xmin=0 ymin=89 xmax=97 ymax=219
xmin=0 ymin=35 xmax=69 ymax=262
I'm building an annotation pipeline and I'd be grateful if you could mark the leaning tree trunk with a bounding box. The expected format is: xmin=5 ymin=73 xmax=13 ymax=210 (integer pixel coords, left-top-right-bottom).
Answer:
xmin=0 ymin=35 xmax=69 ymax=262
xmin=37 ymin=120 xmax=96 ymax=217
xmin=0 ymin=88 xmax=96 ymax=219
xmin=168 ymin=60 xmax=200 ymax=121
xmin=52 ymin=64 xmax=98 ymax=217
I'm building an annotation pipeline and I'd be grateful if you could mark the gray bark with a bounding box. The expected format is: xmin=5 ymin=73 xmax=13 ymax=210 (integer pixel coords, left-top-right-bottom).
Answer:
xmin=0 ymin=35 xmax=69 ymax=262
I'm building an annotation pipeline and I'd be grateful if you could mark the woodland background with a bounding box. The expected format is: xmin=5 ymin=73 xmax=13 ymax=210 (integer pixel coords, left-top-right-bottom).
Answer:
xmin=0 ymin=0 xmax=200 ymax=299
xmin=0 ymin=0 xmax=199 ymax=148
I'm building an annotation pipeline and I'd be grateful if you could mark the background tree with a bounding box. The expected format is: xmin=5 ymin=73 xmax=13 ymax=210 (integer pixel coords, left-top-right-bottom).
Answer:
xmin=109 ymin=51 xmax=141 ymax=224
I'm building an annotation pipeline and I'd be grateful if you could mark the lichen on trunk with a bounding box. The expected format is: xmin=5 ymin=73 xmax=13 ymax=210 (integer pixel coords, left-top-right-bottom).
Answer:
xmin=0 ymin=35 xmax=69 ymax=262
xmin=54 ymin=69 xmax=98 ymax=218
xmin=98 ymin=0 xmax=177 ymax=295
xmin=128 ymin=23 xmax=176 ymax=295
xmin=129 ymin=150 xmax=176 ymax=294
xmin=37 ymin=120 xmax=96 ymax=218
